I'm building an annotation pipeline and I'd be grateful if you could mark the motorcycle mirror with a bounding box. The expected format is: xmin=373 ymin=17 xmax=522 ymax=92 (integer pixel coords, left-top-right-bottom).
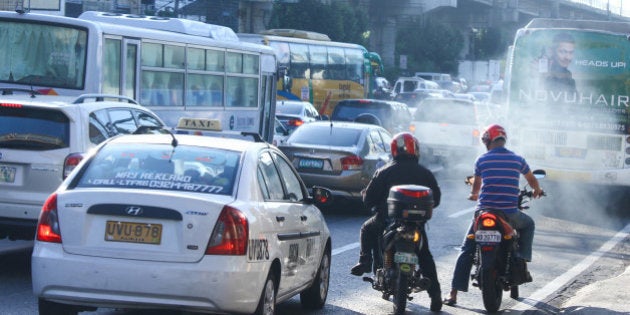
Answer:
xmin=532 ymin=169 xmax=546 ymax=180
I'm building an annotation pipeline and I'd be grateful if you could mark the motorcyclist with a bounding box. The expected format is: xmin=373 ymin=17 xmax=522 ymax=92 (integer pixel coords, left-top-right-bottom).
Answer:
xmin=350 ymin=132 xmax=443 ymax=311
xmin=442 ymin=124 xmax=543 ymax=306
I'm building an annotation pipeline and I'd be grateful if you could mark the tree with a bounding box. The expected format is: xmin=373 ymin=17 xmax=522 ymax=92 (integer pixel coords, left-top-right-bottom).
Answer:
xmin=395 ymin=18 xmax=464 ymax=76
xmin=268 ymin=0 xmax=369 ymax=47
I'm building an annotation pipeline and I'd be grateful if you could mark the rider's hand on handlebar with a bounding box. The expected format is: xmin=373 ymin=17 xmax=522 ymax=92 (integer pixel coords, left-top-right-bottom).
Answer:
xmin=468 ymin=193 xmax=478 ymax=201
xmin=532 ymin=188 xmax=544 ymax=199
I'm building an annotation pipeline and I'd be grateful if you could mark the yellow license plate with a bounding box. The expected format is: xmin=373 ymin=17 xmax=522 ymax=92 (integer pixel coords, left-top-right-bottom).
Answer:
xmin=105 ymin=221 xmax=162 ymax=245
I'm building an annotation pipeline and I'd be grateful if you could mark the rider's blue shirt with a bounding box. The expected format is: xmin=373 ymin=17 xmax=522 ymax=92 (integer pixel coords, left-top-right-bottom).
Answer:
xmin=474 ymin=146 xmax=531 ymax=214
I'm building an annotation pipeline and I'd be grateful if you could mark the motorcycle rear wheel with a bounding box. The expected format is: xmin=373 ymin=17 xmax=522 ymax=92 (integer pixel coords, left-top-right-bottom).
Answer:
xmin=480 ymin=267 xmax=503 ymax=313
xmin=393 ymin=271 xmax=409 ymax=315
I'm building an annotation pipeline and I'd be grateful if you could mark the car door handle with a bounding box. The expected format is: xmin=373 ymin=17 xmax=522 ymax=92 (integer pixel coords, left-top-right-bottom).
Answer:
xmin=300 ymin=215 xmax=307 ymax=221
xmin=276 ymin=216 xmax=285 ymax=222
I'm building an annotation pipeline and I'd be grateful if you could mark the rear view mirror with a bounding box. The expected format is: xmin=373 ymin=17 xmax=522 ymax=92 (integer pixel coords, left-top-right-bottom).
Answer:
xmin=312 ymin=186 xmax=333 ymax=206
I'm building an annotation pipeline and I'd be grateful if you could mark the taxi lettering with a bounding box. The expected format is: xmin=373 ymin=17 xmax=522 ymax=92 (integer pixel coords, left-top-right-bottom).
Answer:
xmin=248 ymin=238 xmax=269 ymax=261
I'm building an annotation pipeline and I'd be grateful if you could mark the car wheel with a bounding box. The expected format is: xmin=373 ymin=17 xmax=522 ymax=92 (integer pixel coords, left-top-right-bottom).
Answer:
xmin=254 ymin=273 xmax=277 ymax=315
xmin=38 ymin=298 xmax=78 ymax=315
xmin=300 ymin=249 xmax=331 ymax=309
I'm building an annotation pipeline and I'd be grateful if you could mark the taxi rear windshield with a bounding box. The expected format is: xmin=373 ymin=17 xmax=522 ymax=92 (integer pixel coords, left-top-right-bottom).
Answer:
xmin=0 ymin=106 xmax=70 ymax=150
xmin=76 ymin=143 xmax=241 ymax=195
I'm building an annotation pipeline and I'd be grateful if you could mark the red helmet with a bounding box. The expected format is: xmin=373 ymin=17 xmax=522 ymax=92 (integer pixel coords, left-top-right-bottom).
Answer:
xmin=391 ymin=132 xmax=420 ymax=159
xmin=481 ymin=124 xmax=507 ymax=146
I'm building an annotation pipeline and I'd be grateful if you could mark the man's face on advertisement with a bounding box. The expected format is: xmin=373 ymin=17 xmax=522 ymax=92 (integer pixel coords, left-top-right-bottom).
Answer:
xmin=554 ymin=41 xmax=575 ymax=68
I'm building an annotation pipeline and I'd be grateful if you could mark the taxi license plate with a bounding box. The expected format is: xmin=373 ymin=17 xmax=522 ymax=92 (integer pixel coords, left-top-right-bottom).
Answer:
xmin=475 ymin=230 xmax=501 ymax=243
xmin=299 ymin=158 xmax=324 ymax=169
xmin=394 ymin=252 xmax=418 ymax=264
xmin=0 ymin=165 xmax=16 ymax=183
xmin=105 ymin=221 xmax=162 ymax=245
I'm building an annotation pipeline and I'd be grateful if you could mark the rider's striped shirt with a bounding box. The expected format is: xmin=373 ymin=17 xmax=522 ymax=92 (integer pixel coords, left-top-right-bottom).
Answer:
xmin=474 ymin=146 xmax=531 ymax=214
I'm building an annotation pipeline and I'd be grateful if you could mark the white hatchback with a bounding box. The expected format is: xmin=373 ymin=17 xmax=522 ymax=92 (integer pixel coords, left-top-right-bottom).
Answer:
xmin=409 ymin=98 xmax=484 ymax=167
xmin=0 ymin=93 xmax=165 ymax=241
xmin=31 ymin=124 xmax=332 ymax=315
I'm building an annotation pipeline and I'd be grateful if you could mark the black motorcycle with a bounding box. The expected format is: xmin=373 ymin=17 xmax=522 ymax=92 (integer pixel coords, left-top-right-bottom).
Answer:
xmin=466 ymin=169 xmax=546 ymax=313
xmin=363 ymin=185 xmax=434 ymax=315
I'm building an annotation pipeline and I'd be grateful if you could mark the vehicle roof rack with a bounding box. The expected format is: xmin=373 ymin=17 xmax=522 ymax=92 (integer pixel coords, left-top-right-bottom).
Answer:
xmin=72 ymin=94 xmax=138 ymax=104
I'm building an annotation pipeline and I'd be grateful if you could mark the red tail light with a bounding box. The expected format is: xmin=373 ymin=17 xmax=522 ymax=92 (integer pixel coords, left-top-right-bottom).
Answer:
xmin=36 ymin=194 xmax=62 ymax=243
xmin=288 ymin=118 xmax=304 ymax=127
xmin=205 ymin=205 xmax=248 ymax=255
xmin=63 ymin=153 xmax=84 ymax=179
xmin=341 ymin=155 xmax=363 ymax=170
xmin=481 ymin=218 xmax=497 ymax=228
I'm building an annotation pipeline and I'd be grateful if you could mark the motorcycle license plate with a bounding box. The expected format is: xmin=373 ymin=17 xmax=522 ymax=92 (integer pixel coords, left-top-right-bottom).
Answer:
xmin=394 ymin=252 xmax=418 ymax=264
xmin=475 ymin=230 xmax=501 ymax=243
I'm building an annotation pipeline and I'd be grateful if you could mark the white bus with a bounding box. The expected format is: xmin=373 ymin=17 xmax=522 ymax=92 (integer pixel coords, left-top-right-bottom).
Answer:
xmin=0 ymin=10 xmax=278 ymax=142
xmin=505 ymin=18 xmax=630 ymax=186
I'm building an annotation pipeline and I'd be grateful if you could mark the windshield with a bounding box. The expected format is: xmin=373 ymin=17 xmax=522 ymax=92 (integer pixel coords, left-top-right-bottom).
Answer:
xmin=0 ymin=19 xmax=87 ymax=90
xmin=0 ymin=106 xmax=69 ymax=150
xmin=77 ymin=143 xmax=241 ymax=196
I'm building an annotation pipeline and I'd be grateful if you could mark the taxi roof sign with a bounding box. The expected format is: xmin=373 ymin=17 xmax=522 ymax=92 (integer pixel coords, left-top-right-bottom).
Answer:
xmin=177 ymin=118 xmax=222 ymax=131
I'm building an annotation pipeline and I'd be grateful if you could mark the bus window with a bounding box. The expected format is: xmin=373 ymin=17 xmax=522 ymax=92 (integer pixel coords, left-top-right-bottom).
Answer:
xmin=345 ymin=48 xmax=363 ymax=83
xmin=310 ymin=45 xmax=327 ymax=80
xmin=164 ymin=44 xmax=185 ymax=69
xmin=289 ymin=43 xmax=309 ymax=79
xmin=243 ymin=54 xmax=259 ymax=75
xmin=103 ymin=38 xmax=121 ymax=95
xmin=226 ymin=52 xmax=243 ymax=73
xmin=188 ymin=47 xmax=205 ymax=70
xmin=206 ymin=49 xmax=225 ymax=71
xmin=142 ymin=42 xmax=163 ymax=67
xmin=227 ymin=77 xmax=258 ymax=107
xmin=187 ymin=73 xmax=223 ymax=106
xmin=327 ymin=46 xmax=345 ymax=80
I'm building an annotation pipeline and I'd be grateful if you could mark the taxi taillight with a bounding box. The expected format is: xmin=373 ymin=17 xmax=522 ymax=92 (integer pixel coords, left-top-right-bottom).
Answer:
xmin=36 ymin=193 xmax=62 ymax=243
xmin=206 ymin=205 xmax=249 ymax=255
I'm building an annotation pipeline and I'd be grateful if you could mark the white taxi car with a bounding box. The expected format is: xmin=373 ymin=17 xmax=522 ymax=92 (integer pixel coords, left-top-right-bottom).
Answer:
xmin=31 ymin=119 xmax=333 ymax=315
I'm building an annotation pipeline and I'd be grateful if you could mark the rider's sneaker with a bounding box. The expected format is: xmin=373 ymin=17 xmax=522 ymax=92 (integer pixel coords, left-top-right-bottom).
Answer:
xmin=430 ymin=296 xmax=443 ymax=312
xmin=350 ymin=262 xmax=371 ymax=276
xmin=525 ymin=271 xmax=533 ymax=283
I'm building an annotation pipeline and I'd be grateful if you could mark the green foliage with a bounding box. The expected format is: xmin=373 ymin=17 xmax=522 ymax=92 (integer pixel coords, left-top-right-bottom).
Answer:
xmin=268 ymin=0 xmax=369 ymax=47
xmin=396 ymin=19 xmax=464 ymax=75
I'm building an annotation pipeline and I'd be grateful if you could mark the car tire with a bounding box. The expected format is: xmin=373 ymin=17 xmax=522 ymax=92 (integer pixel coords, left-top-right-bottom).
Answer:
xmin=254 ymin=272 xmax=277 ymax=315
xmin=300 ymin=249 xmax=331 ymax=309
xmin=38 ymin=298 xmax=78 ymax=315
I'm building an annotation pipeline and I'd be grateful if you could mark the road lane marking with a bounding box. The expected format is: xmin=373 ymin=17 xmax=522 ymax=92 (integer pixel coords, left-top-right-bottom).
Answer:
xmin=332 ymin=242 xmax=359 ymax=256
xmin=448 ymin=206 xmax=476 ymax=218
xmin=512 ymin=222 xmax=630 ymax=311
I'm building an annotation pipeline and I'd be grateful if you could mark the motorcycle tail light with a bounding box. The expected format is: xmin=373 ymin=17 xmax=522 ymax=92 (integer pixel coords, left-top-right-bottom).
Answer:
xmin=413 ymin=230 xmax=420 ymax=242
xmin=481 ymin=217 xmax=496 ymax=228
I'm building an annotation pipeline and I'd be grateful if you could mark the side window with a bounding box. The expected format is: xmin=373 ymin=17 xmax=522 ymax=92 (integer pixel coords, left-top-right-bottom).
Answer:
xmin=257 ymin=152 xmax=285 ymax=200
xmin=108 ymin=109 xmax=137 ymax=134
xmin=272 ymin=152 xmax=304 ymax=202
xmin=134 ymin=110 xmax=162 ymax=128
xmin=88 ymin=114 xmax=109 ymax=145
xmin=379 ymin=130 xmax=393 ymax=153
xmin=369 ymin=129 xmax=386 ymax=153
